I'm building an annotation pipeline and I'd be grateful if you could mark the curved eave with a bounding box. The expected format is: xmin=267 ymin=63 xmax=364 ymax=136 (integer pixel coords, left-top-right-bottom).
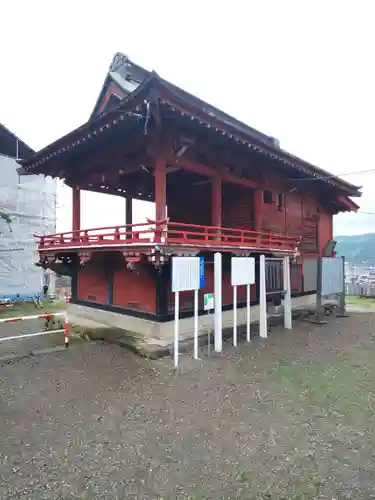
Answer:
xmin=18 ymin=72 xmax=157 ymax=172
xmin=149 ymin=76 xmax=361 ymax=196
xmin=0 ymin=123 xmax=34 ymax=159
xmin=336 ymin=196 xmax=360 ymax=212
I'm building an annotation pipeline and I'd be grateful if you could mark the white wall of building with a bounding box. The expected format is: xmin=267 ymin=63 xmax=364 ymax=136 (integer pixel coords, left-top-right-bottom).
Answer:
xmin=0 ymin=154 xmax=57 ymax=298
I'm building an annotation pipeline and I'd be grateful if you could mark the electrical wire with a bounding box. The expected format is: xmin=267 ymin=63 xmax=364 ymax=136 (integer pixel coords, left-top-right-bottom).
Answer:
xmin=291 ymin=168 xmax=375 ymax=182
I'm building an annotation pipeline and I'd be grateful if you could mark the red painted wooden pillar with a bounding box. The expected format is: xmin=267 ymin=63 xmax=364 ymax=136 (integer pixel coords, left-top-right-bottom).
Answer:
xmin=125 ymin=197 xmax=133 ymax=239
xmin=72 ymin=187 xmax=81 ymax=238
xmin=253 ymin=189 xmax=262 ymax=232
xmin=154 ymin=153 xmax=167 ymax=241
xmin=212 ymin=175 xmax=222 ymax=228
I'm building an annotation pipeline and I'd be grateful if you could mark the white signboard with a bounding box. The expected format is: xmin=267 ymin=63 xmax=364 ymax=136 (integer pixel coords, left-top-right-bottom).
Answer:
xmin=231 ymin=257 xmax=255 ymax=286
xmin=204 ymin=293 xmax=214 ymax=311
xmin=172 ymin=257 xmax=201 ymax=292
xmin=172 ymin=256 xmax=204 ymax=368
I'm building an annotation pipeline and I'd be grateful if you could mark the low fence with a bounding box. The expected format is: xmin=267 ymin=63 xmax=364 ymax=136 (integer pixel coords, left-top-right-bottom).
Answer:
xmin=346 ymin=283 xmax=375 ymax=297
xmin=0 ymin=311 xmax=69 ymax=346
xmin=56 ymin=286 xmax=71 ymax=301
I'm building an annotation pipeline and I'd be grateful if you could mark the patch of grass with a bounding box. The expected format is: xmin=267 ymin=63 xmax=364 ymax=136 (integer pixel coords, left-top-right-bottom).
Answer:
xmin=346 ymin=295 xmax=375 ymax=308
xmin=270 ymin=347 xmax=375 ymax=424
xmin=68 ymin=325 xmax=92 ymax=341
xmin=0 ymin=299 xmax=66 ymax=319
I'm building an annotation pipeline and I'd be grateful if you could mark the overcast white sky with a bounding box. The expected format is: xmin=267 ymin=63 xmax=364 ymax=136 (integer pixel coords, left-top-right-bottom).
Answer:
xmin=1 ymin=1 xmax=374 ymax=235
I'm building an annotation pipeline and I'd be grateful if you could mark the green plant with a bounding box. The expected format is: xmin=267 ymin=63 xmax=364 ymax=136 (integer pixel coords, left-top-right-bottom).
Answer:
xmin=0 ymin=209 xmax=12 ymax=226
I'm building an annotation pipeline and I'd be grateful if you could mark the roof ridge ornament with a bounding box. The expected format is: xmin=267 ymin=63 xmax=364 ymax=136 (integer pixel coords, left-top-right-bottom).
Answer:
xmin=109 ymin=52 xmax=131 ymax=73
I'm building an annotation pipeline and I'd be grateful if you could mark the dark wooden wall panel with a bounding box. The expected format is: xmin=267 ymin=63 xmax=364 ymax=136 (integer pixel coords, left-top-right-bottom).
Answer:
xmin=260 ymin=173 xmax=288 ymax=234
xmin=285 ymin=190 xmax=303 ymax=238
xmin=167 ymin=183 xmax=211 ymax=226
xmin=318 ymin=211 xmax=333 ymax=255
xmin=113 ymin=264 xmax=156 ymax=313
xmin=223 ymin=184 xmax=254 ymax=230
xmin=301 ymin=195 xmax=319 ymax=254
xmin=77 ymin=263 xmax=108 ymax=304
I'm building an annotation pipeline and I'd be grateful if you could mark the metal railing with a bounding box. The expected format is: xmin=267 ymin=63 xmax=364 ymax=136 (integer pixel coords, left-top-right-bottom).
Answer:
xmin=346 ymin=283 xmax=375 ymax=297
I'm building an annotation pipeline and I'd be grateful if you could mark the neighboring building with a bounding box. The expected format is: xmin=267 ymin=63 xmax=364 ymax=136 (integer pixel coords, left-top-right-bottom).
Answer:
xmin=0 ymin=123 xmax=57 ymax=299
xmin=18 ymin=53 xmax=361 ymax=336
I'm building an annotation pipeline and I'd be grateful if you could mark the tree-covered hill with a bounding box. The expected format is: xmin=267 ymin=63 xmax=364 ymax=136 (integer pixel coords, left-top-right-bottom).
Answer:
xmin=335 ymin=233 xmax=375 ymax=263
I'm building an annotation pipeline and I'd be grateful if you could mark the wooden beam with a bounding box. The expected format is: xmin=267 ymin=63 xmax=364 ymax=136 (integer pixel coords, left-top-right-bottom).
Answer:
xmin=221 ymin=170 xmax=258 ymax=189
xmin=212 ymin=175 xmax=222 ymax=227
xmin=125 ymin=197 xmax=133 ymax=240
xmin=72 ymin=187 xmax=81 ymax=234
xmin=175 ymin=157 xmax=216 ymax=177
xmin=125 ymin=197 xmax=133 ymax=225
xmin=253 ymin=189 xmax=262 ymax=232
xmin=170 ymin=156 xmax=259 ymax=188
xmin=171 ymin=134 xmax=261 ymax=178
xmin=155 ymin=152 xmax=167 ymax=222
xmin=65 ymin=155 xmax=156 ymax=193
xmin=77 ymin=184 xmax=153 ymax=202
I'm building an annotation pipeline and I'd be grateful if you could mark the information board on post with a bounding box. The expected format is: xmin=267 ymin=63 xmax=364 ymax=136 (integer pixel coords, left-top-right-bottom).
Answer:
xmin=231 ymin=257 xmax=255 ymax=346
xmin=231 ymin=257 xmax=255 ymax=287
xmin=172 ymin=257 xmax=201 ymax=293
xmin=172 ymin=256 xmax=204 ymax=367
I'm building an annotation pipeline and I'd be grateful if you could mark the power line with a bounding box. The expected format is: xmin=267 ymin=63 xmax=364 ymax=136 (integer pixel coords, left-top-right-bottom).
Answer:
xmin=292 ymin=168 xmax=375 ymax=182
xmin=337 ymin=211 xmax=375 ymax=215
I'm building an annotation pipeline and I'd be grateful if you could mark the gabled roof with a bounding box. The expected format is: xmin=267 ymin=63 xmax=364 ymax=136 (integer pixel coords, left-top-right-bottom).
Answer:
xmin=0 ymin=123 xmax=34 ymax=159
xmin=90 ymin=53 xmax=148 ymax=119
xmin=90 ymin=53 xmax=278 ymax=147
xmin=19 ymin=55 xmax=361 ymax=199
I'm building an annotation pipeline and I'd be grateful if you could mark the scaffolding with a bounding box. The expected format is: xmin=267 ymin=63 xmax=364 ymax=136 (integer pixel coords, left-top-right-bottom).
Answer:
xmin=0 ymin=153 xmax=57 ymax=300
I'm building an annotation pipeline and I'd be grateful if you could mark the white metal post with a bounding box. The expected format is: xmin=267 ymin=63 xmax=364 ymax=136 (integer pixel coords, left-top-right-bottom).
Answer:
xmin=283 ymin=255 xmax=292 ymax=329
xmin=233 ymin=285 xmax=237 ymax=346
xmin=193 ymin=289 xmax=199 ymax=359
xmin=246 ymin=283 xmax=251 ymax=341
xmin=214 ymin=252 xmax=222 ymax=352
xmin=259 ymin=255 xmax=268 ymax=338
xmin=174 ymin=291 xmax=180 ymax=368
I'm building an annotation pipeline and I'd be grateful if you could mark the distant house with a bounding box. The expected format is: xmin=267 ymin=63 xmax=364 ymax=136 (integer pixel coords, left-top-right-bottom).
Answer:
xmin=0 ymin=123 xmax=57 ymax=299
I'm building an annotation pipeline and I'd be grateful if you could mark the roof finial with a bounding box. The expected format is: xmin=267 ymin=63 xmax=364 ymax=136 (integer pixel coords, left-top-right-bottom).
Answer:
xmin=109 ymin=52 xmax=131 ymax=73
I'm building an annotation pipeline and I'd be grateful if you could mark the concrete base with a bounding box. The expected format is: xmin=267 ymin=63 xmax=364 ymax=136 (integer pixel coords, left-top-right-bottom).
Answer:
xmin=68 ymin=294 xmax=333 ymax=353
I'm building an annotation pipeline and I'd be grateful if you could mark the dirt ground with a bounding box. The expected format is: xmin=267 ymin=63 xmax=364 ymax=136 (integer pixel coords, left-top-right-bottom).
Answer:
xmin=1 ymin=313 xmax=375 ymax=499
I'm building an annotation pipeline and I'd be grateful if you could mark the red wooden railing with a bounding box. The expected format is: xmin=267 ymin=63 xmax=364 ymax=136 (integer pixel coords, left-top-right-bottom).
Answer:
xmin=34 ymin=220 xmax=299 ymax=253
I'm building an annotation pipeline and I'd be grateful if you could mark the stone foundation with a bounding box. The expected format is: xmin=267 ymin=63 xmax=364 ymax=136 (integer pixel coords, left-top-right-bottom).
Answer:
xmin=68 ymin=294 xmax=331 ymax=350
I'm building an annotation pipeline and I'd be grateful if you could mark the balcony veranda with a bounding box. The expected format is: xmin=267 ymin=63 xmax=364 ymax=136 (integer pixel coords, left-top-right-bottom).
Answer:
xmin=35 ymin=220 xmax=299 ymax=255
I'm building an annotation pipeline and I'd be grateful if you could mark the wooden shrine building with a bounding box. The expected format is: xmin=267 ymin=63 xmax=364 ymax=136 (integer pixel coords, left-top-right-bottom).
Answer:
xmin=18 ymin=53 xmax=361 ymax=331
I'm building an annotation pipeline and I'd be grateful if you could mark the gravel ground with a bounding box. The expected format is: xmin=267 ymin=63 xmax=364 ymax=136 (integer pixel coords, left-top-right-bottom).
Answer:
xmin=1 ymin=314 xmax=375 ymax=499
